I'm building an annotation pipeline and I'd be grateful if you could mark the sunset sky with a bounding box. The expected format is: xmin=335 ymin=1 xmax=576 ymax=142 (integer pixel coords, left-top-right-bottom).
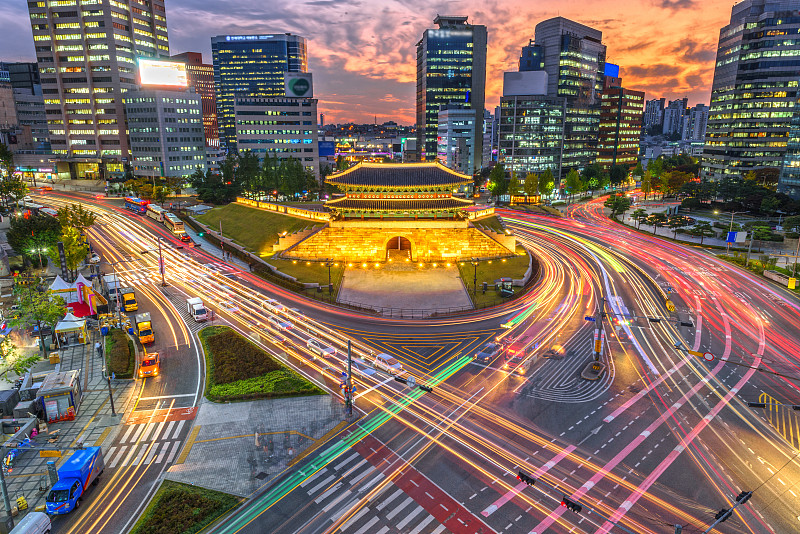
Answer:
xmin=0 ymin=0 xmax=733 ymax=124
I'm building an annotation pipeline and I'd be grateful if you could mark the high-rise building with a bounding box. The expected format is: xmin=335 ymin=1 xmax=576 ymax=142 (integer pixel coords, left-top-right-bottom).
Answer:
xmin=499 ymin=70 xmax=565 ymax=178
xmin=436 ymin=103 xmax=478 ymax=176
xmin=27 ymin=0 xmax=170 ymax=179
xmin=233 ymin=95 xmax=319 ymax=179
xmin=702 ymin=0 xmax=800 ymax=182
xmin=779 ymin=101 xmax=800 ymax=198
xmin=662 ymin=98 xmax=687 ymax=137
xmin=597 ymin=77 xmax=644 ymax=170
xmin=416 ymin=15 xmax=487 ymax=172
xmin=519 ymin=39 xmax=544 ymax=72
xmin=643 ymin=98 xmax=665 ymax=132
xmin=211 ymin=34 xmax=308 ymax=151
xmin=682 ymin=104 xmax=709 ymax=142
xmin=125 ymin=89 xmax=206 ymax=179
xmin=171 ymin=52 xmax=219 ymax=148
xmin=529 ymin=17 xmax=607 ymax=177
xmin=0 ymin=63 xmax=41 ymax=94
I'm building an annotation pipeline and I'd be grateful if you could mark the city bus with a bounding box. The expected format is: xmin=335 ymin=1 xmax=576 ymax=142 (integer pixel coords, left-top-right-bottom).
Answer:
xmin=164 ymin=213 xmax=185 ymax=234
xmin=146 ymin=204 xmax=166 ymax=222
xmin=124 ymin=197 xmax=150 ymax=214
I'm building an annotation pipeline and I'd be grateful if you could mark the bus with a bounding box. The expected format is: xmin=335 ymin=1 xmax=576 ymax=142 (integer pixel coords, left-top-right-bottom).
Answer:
xmin=124 ymin=197 xmax=150 ymax=214
xmin=146 ymin=204 xmax=166 ymax=222
xmin=164 ymin=213 xmax=184 ymax=234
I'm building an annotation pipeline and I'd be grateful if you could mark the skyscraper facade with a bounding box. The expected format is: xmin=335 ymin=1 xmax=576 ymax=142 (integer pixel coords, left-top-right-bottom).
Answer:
xmin=598 ymin=79 xmax=644 ymax=170
xmin=436 ymin=103 xmax=478 ymax=176
xmin=211 ymin=34 xmax=307 ymax=151
xmin=662 ymin=97 xmax=687 ymax=137
xmin=702 ymin=0 xmax=800 ymax=181
xmin=643 ymin=98 xmax=665 ymax=132
xmin=172 ymin=52 xmax=219 ymax=148
xmin=416 ymin=15 xmax=487 ymax=172
xmin=682 ymin=104 xmax=709 ymax=142
xmin=27 ymin=0 xmax=170 ymax=179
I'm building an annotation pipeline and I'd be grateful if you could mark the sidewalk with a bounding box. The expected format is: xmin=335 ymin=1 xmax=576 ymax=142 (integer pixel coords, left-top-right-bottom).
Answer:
xmin=4 ymin=327 xmax=135 ymax=515
xmin=164 ymin=395 xmax=349 ymax=498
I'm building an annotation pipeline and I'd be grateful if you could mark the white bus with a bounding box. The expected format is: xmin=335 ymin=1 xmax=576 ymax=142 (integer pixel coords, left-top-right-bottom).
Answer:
xmin=164 ymin=213 xmax=184 ymax=234
xmin=146 ymin=204 xmax=167 ymax=222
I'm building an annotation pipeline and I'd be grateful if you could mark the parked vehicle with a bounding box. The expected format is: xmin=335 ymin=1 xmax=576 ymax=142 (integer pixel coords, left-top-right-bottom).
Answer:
xmin=307 ymin=338 xmax=336 ymax=358
xmin=374 ymin=353 xmax=404 ymax=375
xmin=45 ymin=447 xmax=104 ymax=515
xmin=134 ymin=313 xmax=154 ymax=344
xmin=186 ymin=297 xmax=208 ymax=322
xmin=119 ymin=288 xmax=137 ymax=312
xmin=9 ymin=511 xmax=51 ymax=534
xmin=474 ymin=342 xmax=501 ymax=364
xmin=138 ymin=349 xmax=160 ymax=378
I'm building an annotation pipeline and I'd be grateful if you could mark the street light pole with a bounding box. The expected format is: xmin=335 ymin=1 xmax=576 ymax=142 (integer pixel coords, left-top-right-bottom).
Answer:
xmin=327 ymin=260 xmax=332 ymax=295
xmin=111 ymin=261 xmax=122 ymax=327
xmin=472 ymin=259 xmax=478 ymax=296
xmin=157 ymin=237 xmax=166 ymax=287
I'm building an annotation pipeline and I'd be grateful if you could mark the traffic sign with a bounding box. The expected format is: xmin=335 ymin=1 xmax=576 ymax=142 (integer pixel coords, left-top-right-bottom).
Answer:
xmin=584 ymin=316 xmax=596 ymax=322
xmin=703 ymin=352 xmax=714 ymax=362
xmin=665 ymin=299 xmax=676 ymax=312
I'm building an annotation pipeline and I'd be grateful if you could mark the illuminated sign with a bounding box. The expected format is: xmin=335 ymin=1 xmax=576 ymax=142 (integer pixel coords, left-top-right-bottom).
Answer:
xmin=285 ymin=73 xmax=313 ymax=98
xmin=225 ymin=35 xmax=275 ymax=41
xmin=138 ymin=59 xmax=188 ymax=88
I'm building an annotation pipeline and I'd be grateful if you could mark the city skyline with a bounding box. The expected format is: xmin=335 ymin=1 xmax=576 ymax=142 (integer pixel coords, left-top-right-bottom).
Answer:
xmin=1 ymin=0 xmax=728 ymax=124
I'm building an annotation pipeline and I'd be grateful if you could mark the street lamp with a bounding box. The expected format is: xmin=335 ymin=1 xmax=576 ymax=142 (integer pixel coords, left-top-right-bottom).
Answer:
xmin=471 ymin=258 xmax=479 ymax=296
xmin=323 ymin=259 xmax=334 ymax=295
xmin=30 ymin=247 xmax=47 ymax=268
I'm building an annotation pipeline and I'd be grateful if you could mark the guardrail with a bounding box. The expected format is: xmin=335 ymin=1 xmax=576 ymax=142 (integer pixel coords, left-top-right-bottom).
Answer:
xmin=236 ymin=197 xmax=330 ymax=222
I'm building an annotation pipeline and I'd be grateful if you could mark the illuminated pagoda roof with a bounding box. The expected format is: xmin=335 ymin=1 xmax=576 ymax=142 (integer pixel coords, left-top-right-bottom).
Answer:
xmin=324 ymin=162 xmax=474 ymax=219
xmin=326 ymin=161 xmax=472 ymax=189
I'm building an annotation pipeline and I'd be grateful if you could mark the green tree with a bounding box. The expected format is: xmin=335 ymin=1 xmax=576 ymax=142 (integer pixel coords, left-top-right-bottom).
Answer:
xmin=630 ymin=208 xmax=648 ymax=229
xmin=335 ymin=155 xmax=349 ymax=171
xmin=658 ymin=172 xmax=670 ymax=199
xmin=632 ymin=161 xmax=644 ymax=178
xmin=10 ymin=278 xmax=67 ymax=354
xmin=760 ymin=195 xmax=780 ymax=216
xmin=57 ymin=204 xmax=97 ymax=235
xmin=564 ymin=169 xmax=581 ymax=203
xmin=153 ymin=185 xmax=169 ymax=206
xmin=7 ymin=214 xmax=61 ymax=268
xmin=1 ymin=176 xmax=28 ymax=209
xmin=523 ymin=172 xmax=539 ymax=198
xmin=487 ymin=164 xmax=506 ymax=197
xmin=604 ymin=194 xmax=632 ymax=218
xmin=48 ymin=227 xmax=88 ymax=281
xmin=784 ymin=215 xmax=800 ymax=233
xmin=0 ymin=142 xmax=14 ymax=178
xmin=667 ymin=216 xmax=688 ymax=238
xmin=688 ymin=221 xmax=713 ymax=245
xmin=0 ymin=336 xmax=41 ymax=381
xmin=507 ymin=172 xmax=521 ymax=196
xmin=609 ymin=165 xmax=628 ymax=188
xmin=641 ymin=170 xmax=652 ymax=201
xmin=538 ymin=169 xmax=554 ymax=198
xmin=648 ymin=212 xmax=668 ymax=235
xmin=236 ymin=150 xmax=260 ymax=196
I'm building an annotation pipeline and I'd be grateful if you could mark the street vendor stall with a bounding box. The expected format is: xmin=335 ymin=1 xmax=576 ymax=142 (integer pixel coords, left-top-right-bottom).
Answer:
xmin=54 ymin=313 xmax=87 ymax=347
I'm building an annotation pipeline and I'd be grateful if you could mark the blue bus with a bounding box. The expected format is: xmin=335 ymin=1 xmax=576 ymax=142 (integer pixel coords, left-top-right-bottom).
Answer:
xmin=124 ymin=197 xmax=150 ymax=214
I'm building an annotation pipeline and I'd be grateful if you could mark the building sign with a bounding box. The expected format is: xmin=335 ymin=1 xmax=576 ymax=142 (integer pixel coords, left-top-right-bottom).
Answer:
xmin=138 ymin=59 xmax=188 ymax=88
xmin=318 ymin=141 xmax=335 ymax=157
xmin=226 ymin=35 xmax=274 ymax=41
xmin=285 ymin=73 xmax=313 ymax=98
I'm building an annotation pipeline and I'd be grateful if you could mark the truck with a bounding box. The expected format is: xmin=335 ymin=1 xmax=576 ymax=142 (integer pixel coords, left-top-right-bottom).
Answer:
xmin=186 ymin=297 xmax=208 ymax=322
xmin=102 ymin=275 xmax=122 ymax=304
xmin=45 ymin=447 xmax=104 ymax=515
xmin=138 ymin=349 xmax=160 ymax=378
xmin=120 ymin=288 xmax=137 ymax=312
xmin=135 ymin=312 xmax=154 ymax=344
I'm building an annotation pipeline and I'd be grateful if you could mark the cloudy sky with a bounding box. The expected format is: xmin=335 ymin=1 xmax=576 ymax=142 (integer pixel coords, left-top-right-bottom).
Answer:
xmin=1 ymin=0 xmax=730 ymax=124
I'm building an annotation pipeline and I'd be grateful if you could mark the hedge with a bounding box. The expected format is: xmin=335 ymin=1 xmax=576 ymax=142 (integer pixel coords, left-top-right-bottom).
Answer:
xmin=129 ymin=480 xmax=240 ymax=534
xmin=105 ymin=328 xmax=135 ymax=379
xmin=199 ymin=326 xmax=324 ymax=402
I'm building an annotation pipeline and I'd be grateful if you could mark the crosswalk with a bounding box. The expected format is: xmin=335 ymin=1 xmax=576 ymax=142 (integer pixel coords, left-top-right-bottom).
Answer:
xmin=297 ymin=451 xmax=447 ymax=534
xmin=106 ymin=419 xmax=186 ymax=469
xmin=115 ymin=270 xmax=155 ymax=287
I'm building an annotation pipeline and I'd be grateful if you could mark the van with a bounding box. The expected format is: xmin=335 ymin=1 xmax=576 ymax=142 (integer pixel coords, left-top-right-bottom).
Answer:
xmin=10 ymin=511 xmax=51 ymax=534
xmin=374 ymin=353 xmax=403 ymax=375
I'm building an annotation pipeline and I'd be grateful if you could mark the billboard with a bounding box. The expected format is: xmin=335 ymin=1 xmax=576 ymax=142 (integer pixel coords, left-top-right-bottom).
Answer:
xmin=285 ymin=73 xmax=313 ymax=98
xmin=138 ymin=59 xmax=188 ymax=88
xmin=604 ymin=63 xmax=620 ymax=78
xmin=318 ymin=141 xmax=335 ymax=157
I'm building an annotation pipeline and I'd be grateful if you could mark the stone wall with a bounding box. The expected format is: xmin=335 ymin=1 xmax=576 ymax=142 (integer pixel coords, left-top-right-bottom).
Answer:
xmin=282 ymin=225 xmax=515 ymax=262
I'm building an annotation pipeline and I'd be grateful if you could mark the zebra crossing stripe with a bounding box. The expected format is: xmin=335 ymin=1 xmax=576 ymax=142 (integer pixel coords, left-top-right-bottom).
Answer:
xmin=121 ymin=425 xmax=136 ymax=443
xmin=164 ymin=421 xmax=176 ymax=440
xmin=130 ymin=425 xmax=146 ymax=443
xmin=132 ymin=444 xmax=148 ymax=466
xmin=156 ymin=441 xmax=171 ymax=463
xmin=166 ymin=441 xmax=181 ymax=463
xmin=171 ymin=420 xmax=186 ymax=440
xmin=109 ymin=446 xmax=127 ymax=468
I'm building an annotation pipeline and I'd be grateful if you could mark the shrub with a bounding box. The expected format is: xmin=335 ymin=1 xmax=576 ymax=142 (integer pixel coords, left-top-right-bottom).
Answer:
xmin=105 ymin=328 xmax=134 ymax=378
xmin=785 ymin=232 xmax=799 ymax=239
xmin=208 ymin=369 xmax=323 ymax=401
xmin=129 ymin=481 xmax=240 ymax=534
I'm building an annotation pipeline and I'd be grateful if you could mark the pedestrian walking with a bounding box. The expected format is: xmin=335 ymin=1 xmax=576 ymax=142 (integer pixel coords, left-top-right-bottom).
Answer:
xmin=94 ymin=341 xmax=102 ymax=358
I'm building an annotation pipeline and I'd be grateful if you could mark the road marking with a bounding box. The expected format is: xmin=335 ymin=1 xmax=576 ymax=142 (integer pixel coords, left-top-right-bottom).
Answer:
xmin=120 ymin=425 xmax=136 ymax=443
xmin=321 ymin=491 xmax=351 ymax=513
xmin=171 ymin=419 xmax=186 ymax=440
xmin=396 ymin=505 xmax=425 ymax=530
xmin=351 ymin=517 xmax=379 ymax=534
xmin=164 ymin=420 xmax=176 ymax=440
xmin=375 ymin=487 xmax=404 ymax=511
xmin=108 ymin=446 xmax=127 ymax=468
xmin=339 ymin=507 xmax=370 ymax=531
xmin=314 ymin=482 xmax=342 ymax=504
xmin=137 ymin=393 xmax=197 ymax=401
xmin=156 ymin=441 xmax=170 ymax=463
xmin=166 ymin=441 xmax=181 ymax=464
xmin=386 ymin=496 xmax=414 ymax=520
xmin=307 ymin=474 xmax=336 ymax=495
xmin=132 ymin=443 xmax=148 ymax=466
xmin=409 ymin=514 xmax=436 ymax=533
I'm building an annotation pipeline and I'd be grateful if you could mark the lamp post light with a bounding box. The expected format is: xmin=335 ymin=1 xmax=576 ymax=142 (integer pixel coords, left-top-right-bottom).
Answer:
xmin=324 ymin=259 xmax=333 ymax=295
xmin=472 ymin=259 xmax=479 ymax=296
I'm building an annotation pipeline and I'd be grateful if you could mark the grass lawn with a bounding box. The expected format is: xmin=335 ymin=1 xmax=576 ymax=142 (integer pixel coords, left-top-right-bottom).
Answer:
xmin=129 ymin=480 xmax=240 ymax=534
xmin=196 ymin=203 xmax=321 ymax=256
xmin=457 ymin=246 xmax=532 ymax=308
xmin=265 ymin=257 xmax=345 ymax=291
xmin=199 ymin=326 xmax=324 ymax=402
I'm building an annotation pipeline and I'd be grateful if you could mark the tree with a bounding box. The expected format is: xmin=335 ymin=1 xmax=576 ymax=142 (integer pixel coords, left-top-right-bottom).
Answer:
xmin=538 ymin=169 xmax=554 ymax=199
xmin=48 ymin=227 xmax=88 ymax=281
xmin=507 ymin=172 xmax=521 ymax=196
xmin=564 ymin=169 xmax=581 ymax=203
xmin=760 ymin=195 xmax=780 ymax=216
xmin=487 ymin=164 xmax=506 ymax=198
xmin=57 ymin=204 xmax=97 ymax=235
xmin=667 ymin=216 xmax=688 ymax=239
xmin=784 ymin=215 xmax=800 ymax=233
xmin=236 ymin=150 xmax=260 ymax=196
xmin=7 ymin=214 xmax=61 ymax=268
xmin=523 ymin=172 xmax=539 ymax=198
xmin=0 ymin=142 xmax=14 ymax=179
xmin=658 ymin=172 xmax=671 ymax=199
xmin=0 ymin=176 xmax=28 ymax=209
xmin=648 ymin=212 xmax=668 ymax=235
xmin=153 ymin=186 xmax=169 ymax=206
xmin=604 ymin=194 xmax=632 ymax=218
xmin=630 ymin=208 xmax=648 ymax=229
xmin=632 ymin=162 xmax=644 ymax=179
xmin=609 ymin=165 xmax=628 ymax=188
xmin=335 ymin=155 xmax=349 ymax=171
xmin=641 ymin=170 xmax=652 ymax=201
xmin=0 ymin=336 xmax=41 ymax=382
xmin=688 ymin=221 xmax=713 ymax=245
xmin=10 ymin=278 xmax=67 ymax=355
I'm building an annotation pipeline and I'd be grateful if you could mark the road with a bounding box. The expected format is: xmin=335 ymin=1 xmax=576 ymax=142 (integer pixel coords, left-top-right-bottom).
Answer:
xmin=32 ymin=190 xmax=800 ymax=534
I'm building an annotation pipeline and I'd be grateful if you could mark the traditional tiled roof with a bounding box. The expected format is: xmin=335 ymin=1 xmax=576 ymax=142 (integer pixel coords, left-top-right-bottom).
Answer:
xmin=326 ymin=161 xmax=473 ymax=188
xmin=326 ymin=197 xmax=473 ymax=211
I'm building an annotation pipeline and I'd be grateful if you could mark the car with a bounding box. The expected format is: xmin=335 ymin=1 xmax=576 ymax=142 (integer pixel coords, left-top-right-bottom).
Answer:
xmin=178 ymin=232 xmax=192 ymax=243
xmin=220 ymin=301 xmax=240 ymax=314
xmin=343 ymin=357 xmax=376 ymax=378
xmin=474 ymin=342 xmax=500 ymax=364
xmin=262 ymin=298 xmax=285 ymax=314
xmin=307 ymin=338 xmax=336 ymax=358
xmin=268 ymin=316 xmax=292 ymax=332
xmin=374 ymin=353 xmax=404 ymax=375
xmin=89 ymin=253 xmax=101 ymax=264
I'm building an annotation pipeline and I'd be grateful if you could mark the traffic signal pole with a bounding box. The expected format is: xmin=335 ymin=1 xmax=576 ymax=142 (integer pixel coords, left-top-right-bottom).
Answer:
xmin=346 ymin=340 xmax=353 ymax=417
xmin=593 ymin=296 xmax=606 ymax=361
